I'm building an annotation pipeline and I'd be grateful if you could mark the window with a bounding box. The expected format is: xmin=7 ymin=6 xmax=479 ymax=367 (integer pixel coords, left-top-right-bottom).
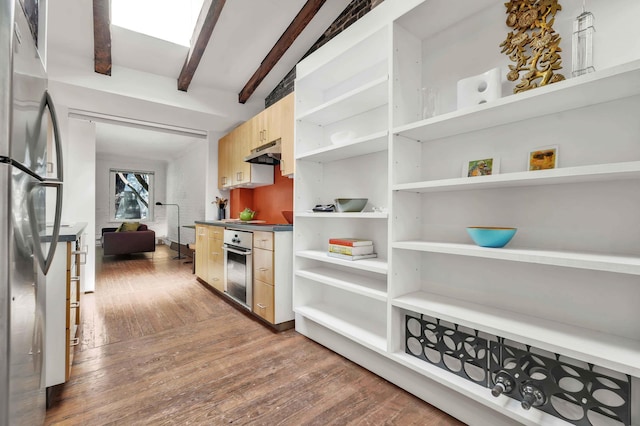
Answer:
xmin=109 ymin=169 xmax=154 ymax=221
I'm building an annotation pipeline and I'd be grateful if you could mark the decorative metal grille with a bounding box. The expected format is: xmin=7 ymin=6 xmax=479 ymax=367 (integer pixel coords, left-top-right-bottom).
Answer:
xmin=405 ymin=314 xmax=488 ymax=386
xmin=490 ymin=340 xmax=631 ymax=426
xmin=404 ymin=313 xmax=632 ymax=426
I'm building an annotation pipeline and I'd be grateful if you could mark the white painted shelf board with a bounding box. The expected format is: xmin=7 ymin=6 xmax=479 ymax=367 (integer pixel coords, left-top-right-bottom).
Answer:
xmin=296 ymin=267 xmax=387 ymax=301
xmin=296 ymin=250 xmax=388 ymax=275
xmin=391 ymin=352 xmax=570 ymax=426
xmin=296 ymin=211 xmax=388 ymax=219
xmin=295 ymin=304 xmax=387 ymax=353
xmin=393 ymin=161 xmax=640 ymax=193
xmin=393 ymin=291 xmax=640 ymax=377
xmin=296 ymin=76 xmax=389 ymax=126
xmin=393 ymin=60 xmax=640 ymax=142
xmin=297 ymin=130 xmax=388 ymax=162
xmin=393 ymin=241 xmax=640 ymax=275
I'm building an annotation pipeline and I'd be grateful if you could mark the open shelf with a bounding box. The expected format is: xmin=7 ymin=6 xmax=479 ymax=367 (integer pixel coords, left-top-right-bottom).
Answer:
xmin=392 ymin=241 xmax=640 ymax=275
xmin=393 ymin=60 xmax=640 ymax=143
xmin=393 ymin=161 xmax=640 ymax=193
xmin=297 ymin=130 xmax=388 ymax=162
xmin=297 ymin=76 xmax=389 ymax=126
xmin=296 ymin=211 xmax=388 ymax=219
xmin=295 ymin=304 xmax=387 ymax=353
xmin=296 ymin=267 xmax=387 ymax=301
xmin=296 ymin=250 xmax=388 ymax=275
xmin=392 ymin=291 xmax=640 ymax=377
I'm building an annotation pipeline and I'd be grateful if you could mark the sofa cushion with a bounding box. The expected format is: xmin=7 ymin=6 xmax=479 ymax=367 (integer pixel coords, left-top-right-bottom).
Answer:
xmin=118 ymin=222 xmax=140 ymax=232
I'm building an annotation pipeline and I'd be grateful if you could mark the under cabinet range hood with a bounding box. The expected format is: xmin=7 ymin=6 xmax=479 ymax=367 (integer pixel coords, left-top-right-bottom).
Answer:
xmin=244 ymin=139 xmax=281 ymax=165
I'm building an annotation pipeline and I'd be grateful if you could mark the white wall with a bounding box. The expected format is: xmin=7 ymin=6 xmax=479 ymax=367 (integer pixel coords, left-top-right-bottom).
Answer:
xmin=95 ymin=154 xmax=168 ymax=239
xmin=164 ymin=140 xmax=207 ymax=248
xmin=62 ymin=117 xmax=96 ymax=292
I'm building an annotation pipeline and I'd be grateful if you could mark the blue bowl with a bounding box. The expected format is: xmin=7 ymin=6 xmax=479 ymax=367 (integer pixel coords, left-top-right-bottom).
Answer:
xmin=466 ymin=227 xmax=517 ymax=248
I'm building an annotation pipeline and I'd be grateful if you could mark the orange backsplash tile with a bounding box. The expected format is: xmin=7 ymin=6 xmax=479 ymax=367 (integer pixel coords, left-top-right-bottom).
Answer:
xmin=229 ymin=164 xmax=293 ymax=224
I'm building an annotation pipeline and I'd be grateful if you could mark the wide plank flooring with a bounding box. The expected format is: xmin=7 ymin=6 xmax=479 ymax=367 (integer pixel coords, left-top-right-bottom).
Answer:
xmin=45 ymin=245 xmax=465 ymax=425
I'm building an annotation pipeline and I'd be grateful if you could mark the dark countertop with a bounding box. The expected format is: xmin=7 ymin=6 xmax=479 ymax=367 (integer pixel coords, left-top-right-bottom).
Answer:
xmin=194 ymin=220 xmax=293 ymax=232
xmin=43 ymin=222 xmax=88 ymax=242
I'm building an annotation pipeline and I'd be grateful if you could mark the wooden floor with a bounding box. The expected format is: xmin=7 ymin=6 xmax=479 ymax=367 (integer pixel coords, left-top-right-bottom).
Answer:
xmin=45 ymin=245 xmax=465 ymax=425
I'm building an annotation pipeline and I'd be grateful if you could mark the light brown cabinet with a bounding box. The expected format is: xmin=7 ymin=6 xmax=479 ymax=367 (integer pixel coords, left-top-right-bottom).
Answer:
xmin=196 ymin=225 xmax=224 ymax=292
xmin=195 ymin=225 xmax=209 ymax=279
xmin=207 ymin=227 xmax=224 ymax=292
xmin=276 ymin=93 xmax=295 ymax=176
xmin=46 ymin=225 xmax=86 ymax=388
xmin=252 ymin=230 xmax=275 ymax=323
xmin=217 ymin=133 xmax=232 ymax=188
xmin=217 ymin=93 xmax=295 ymax=189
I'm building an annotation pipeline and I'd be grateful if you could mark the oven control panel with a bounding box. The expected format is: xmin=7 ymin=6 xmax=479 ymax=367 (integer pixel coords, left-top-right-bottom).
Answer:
xmin=223 ymin=229 xmax=253 ymax=250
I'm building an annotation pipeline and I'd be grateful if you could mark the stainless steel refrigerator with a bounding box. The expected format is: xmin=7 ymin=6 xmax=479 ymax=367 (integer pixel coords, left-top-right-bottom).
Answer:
xmin=1 ymin=0 xmax=63 ymax=424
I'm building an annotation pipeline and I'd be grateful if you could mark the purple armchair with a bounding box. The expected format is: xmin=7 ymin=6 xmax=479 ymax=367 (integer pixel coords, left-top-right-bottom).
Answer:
xmin=102 ymin=224 xmax=156 ymax=256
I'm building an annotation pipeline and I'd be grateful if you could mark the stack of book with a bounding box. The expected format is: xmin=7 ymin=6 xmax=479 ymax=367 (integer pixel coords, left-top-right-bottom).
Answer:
xmin=327 ymin=238 xmax=376 ymax=261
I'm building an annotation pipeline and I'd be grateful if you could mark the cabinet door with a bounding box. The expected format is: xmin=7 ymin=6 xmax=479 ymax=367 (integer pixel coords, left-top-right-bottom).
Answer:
xmin=253 ymin=247 xmax=273 ymax=285
xmin=231 ymin=122 xmax=252 ymax=186
xmin=253 ymin=280 xmax=275 ymax=323
xmin=250 ymin=110 xmax=268 ymax=150
xmin=195 ymin=225 xmax=209 ymax=280
xmin=218 ymin=134 xmax=232 ymax=189
xmin=253 ymin=230 xmax=273 ymax=250
xmin=207 ymin=228 xmax=224 ymax=292
xmin=276 ymin=93 xmax=295 ymax=176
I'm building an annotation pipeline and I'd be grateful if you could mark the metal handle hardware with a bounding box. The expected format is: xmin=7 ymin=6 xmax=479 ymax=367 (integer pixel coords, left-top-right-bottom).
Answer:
xmin=259 ymin=267 xmax=269 ymax=272
xmin=223 ymin=246 xmax=252 ymax=256
xmin=72 ymin=248 xmax=88 ymax=265
xmin=70 ymin=301 xmax=80 ymax=309
xmin=71 ymin=276 xmax=80 ymax=282
xmin=70 ymin=337 xmax=79 ymax=347
xmin=257 ymin=303 xmax=267 ymax=309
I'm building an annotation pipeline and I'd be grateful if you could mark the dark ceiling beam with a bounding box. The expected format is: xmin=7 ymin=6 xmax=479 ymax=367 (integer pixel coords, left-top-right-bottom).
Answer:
xmin=238 ymin=0 xmax=326 ymax=104
xmin=93 ymin=0 xmax=112 ymax=75
xmin=178 ymin=0 xmax=226 ymax=92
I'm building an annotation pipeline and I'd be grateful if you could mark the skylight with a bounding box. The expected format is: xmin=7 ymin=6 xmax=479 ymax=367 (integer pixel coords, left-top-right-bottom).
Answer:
xmin=111 ymin=0 xmax=205 ymax=47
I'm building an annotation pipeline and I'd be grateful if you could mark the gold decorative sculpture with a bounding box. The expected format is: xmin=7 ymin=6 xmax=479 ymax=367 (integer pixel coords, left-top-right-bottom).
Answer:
xmin=500 ymin=0 xmax=565 ymax=93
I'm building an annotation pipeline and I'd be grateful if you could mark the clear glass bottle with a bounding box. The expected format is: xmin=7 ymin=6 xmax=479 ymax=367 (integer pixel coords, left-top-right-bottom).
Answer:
xmin=572 ymin=2 xmax=595 ymax=77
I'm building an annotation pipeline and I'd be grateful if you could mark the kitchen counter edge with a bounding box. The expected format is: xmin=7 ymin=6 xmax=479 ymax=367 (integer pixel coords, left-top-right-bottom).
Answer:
xmin=194 ymin=221 xmax=293 ymax=232
xmin=43 ymin=222 xmax=88 ymax=242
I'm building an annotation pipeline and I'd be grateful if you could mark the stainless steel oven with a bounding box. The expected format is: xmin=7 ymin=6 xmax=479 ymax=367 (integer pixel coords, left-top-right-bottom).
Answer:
xmin=222 ymin=228 xmax=252 ymax=309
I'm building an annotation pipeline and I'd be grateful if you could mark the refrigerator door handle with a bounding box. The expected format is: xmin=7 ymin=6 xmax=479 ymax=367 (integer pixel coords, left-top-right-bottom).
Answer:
xmin=42 ymin=90 xmax=63 ymax=182
xmin=28 ymin=179 xmax=63 ymax=275
xmin=28 ymin=91 xmax=64 ymax=275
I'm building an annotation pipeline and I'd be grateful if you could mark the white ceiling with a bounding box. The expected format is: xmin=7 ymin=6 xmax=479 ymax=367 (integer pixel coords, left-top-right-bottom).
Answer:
xmin=46 ymin=0 xmax=352 ymax=159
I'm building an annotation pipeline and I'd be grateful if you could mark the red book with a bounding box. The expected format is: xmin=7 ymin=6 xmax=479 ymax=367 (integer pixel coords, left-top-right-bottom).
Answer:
xmin=328 ymin=238 xmax=373 ymax=247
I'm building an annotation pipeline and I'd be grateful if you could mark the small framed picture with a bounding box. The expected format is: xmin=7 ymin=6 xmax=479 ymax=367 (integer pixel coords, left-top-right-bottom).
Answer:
xmin=463 ymin=157 xmax=499 ymax=177
xmin=528 ymin=146 xmax=558 ymax=171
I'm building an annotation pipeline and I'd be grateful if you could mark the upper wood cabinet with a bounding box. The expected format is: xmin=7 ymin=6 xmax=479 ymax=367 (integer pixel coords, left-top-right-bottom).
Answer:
xmin=273 ymin=93 xmax=295 ymax=176
xmin=217 ymin=93 xmax=295 ymax=189
xmin=217 ymin=121 xmax=272 ymax=190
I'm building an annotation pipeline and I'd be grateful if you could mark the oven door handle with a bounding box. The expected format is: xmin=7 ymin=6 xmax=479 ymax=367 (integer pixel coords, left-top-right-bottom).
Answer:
xmin=223 ymin=246 xmax=252 ymax=256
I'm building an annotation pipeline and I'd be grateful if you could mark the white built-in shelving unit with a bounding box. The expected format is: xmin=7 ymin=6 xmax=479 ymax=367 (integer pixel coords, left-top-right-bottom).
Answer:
xmin=293 ymin=0 xmax=640 ymax=424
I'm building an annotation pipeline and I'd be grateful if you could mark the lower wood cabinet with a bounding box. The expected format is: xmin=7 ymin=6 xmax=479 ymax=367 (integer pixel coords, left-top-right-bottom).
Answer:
xmin=45 ymin=226 xmax=86 ymax=388
xmin=195 ymin=224 xmax=224 ymax=292
xmin=195 ymin=223 xmax=293 ymax=330
xmin=253 ymin=279 xmax=275 ymax=324
xmin=207 ymin=227 xmax=224 ymax=292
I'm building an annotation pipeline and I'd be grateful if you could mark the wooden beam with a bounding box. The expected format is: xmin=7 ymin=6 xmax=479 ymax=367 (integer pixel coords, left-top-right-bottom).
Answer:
xmin=238 ymin=0 xmax=326 ymax=104
xmin=178 ymin=0 xmax=226 ymax=92
xmin=93 ymin=0 xmax=112 ymax=76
